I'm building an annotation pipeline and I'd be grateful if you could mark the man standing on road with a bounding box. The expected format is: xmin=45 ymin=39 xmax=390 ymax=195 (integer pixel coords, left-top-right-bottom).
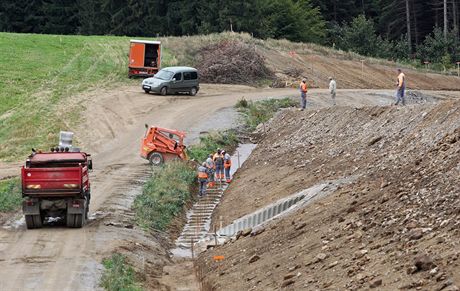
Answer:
xmin=223 ymin=150 xmax=232 ymax=183
xmin=394 ymin=68 xmax=406 ymax=106
xmin=329 ymin=77 xmax=337 ymax=106
xmin=299 ymin=78 xmax=308 ymax=111
xmin=197 ymin=162 xmax=208 ymax=197
xmin=213 ymin=149 xmax=225 ymax=182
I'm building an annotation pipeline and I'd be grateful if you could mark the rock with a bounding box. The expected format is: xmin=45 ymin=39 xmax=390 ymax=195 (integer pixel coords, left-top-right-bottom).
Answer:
xmin=408 ymin=229 xmax=423 ymax=240
xmin=249 ymin=255 xmax=260 ymax=264
xmin=236 ymin=230 xmax=243 ymax=240
xmin=327 ymin=261 xmax=338 ymax=269
xmin=370 ymin=279 xmax=382 ymax=288
xmin=251 ymin=226 xmax=265 ymax=237
xmin=242 ymin=228 xmax=253 ymax=237
xmin=281 ymin=280 xmax=295 ymax=288
xmin=283 ymin=274 xmax=295 ymax=280
xmin=414 ymin=254 xmax=436 ymax=272
xmin=315 ymin=253 xmax=328 ymax=262
xmin=295 ymin=222 xmax=307 ymax=231
xmin=338 ymin=216 xmax=345 ymax=223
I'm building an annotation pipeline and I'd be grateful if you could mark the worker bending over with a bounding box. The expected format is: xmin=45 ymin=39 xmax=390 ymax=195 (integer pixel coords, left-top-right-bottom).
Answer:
xmin=197 ymin=162 xmax=208 ymax=197
xmin=213 ymin=149 xmax=225 ymax=182
xmin=223 ymin=150 xmax=232 ymax=183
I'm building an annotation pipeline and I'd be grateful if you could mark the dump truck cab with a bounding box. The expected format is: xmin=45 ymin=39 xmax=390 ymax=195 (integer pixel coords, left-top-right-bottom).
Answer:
xmin=141 ymin=125 xmax=188 ymax=165
xmin=128 ymin=39 xmax=161 ymax=77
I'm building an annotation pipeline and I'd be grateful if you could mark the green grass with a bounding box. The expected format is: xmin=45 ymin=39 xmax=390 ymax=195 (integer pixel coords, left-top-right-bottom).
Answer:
xmin=100 ymin=253 xmax=142 ymax=291
xmin=134 ymin=161 xmax=196 ymax=231
xmin=0 ymin=33 xmax=168 ymax=161
xmin=0 ymin=178 xmax=22 ymax=212
xmin=187 ymin=131 xmax=239 ymax=163
xmin=236 ymin=97 xmax=298 ymax=131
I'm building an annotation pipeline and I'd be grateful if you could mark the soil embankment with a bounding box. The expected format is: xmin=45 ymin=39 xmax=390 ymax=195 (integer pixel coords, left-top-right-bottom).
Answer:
xmin=199 ymin=99 xmax=460 ymax=290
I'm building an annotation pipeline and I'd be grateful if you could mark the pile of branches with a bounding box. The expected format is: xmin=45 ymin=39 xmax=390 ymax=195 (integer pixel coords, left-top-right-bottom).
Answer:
xmin=196 ymin=40 xmax=274 ymax=85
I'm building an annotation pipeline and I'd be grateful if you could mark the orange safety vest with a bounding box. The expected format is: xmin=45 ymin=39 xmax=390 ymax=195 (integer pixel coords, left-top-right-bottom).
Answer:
xmin=398 ymin=73 xmax=405 ymax=88
xmin=224 ymin=159 xmax=231 ymax=168
xmin=198 ymin=168 xmax=208 ymax=179
xmin=300 ymin=82 xmax=308 ymax=93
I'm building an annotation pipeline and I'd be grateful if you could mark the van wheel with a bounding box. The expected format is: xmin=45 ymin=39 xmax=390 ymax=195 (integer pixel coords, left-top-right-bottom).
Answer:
xmin=144 ymin=89 xmax=150 ymax=94
xmin=160 ymin=87 xmax=167 ymax=96
xmin=189 ymin=87 xmax=197 ymax=96
xmin=149 ymin=152 xmax=164 ymax=166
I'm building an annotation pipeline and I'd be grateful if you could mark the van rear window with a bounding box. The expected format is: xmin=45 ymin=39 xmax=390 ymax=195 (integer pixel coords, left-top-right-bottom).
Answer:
xmin=190 ymin=72 xmax=198 ymax=80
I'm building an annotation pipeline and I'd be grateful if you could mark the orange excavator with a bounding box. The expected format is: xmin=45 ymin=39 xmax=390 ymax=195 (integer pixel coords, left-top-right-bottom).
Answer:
xmin=140 ymin=125 xmax=188 ymax=165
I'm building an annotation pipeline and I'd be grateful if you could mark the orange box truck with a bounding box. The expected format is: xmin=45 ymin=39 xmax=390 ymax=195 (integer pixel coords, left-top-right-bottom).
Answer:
xmin=128 ymin=39 xmax=161 ymax=77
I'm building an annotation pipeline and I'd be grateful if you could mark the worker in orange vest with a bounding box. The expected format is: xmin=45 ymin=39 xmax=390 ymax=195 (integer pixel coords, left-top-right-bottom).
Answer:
xmin=197 ymin=162 xmax=208 ymax=197
xmin=299 ymin=78 xmax=308 ymax=111
xmin=213 ymin=149 xmax=225 ymax=182
xmin=394 ymin=68 xmax=406 ymax=106
xmin=223 ymin=150 xmax=232 ymax=183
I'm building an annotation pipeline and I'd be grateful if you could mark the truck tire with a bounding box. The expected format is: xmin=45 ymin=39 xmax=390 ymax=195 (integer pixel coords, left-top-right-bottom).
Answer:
xmin=25 ymin=214 xmax=42 ymax=229
xmin=149 ymin=152 xmax=164 ymax=166
xmin=189 ymin=87 xmax=197 ymax=96
xmin=66 ymin=213 xmax=85 ymax=228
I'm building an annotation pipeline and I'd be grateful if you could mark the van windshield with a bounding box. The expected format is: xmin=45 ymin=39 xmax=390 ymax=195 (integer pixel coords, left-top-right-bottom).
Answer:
xmin=155 ymin=70 xmax=174 ymax=80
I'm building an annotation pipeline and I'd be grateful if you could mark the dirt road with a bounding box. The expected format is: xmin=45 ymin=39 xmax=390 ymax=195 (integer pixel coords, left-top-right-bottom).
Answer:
xmin=0 ymin=84 xmax=458 ymax=290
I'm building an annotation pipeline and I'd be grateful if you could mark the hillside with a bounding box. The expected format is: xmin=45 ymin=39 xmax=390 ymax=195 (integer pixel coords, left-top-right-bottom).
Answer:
xmin=198 ymin=101 xmax=460 ymax=290
xmin=1 ymin=32 xmax=459 ymax=162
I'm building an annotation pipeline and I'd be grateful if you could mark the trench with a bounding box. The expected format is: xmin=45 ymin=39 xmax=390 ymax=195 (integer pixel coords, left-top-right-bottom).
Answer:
xmin=171 ymin=143 xmax=256 ymax=258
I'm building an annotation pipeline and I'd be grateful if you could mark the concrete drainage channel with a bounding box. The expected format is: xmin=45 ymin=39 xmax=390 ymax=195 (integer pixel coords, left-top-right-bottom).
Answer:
xmin=171 ymin=144 xmax=257 ymax=257
xmin=217 ymin=183 xmax=330 ymax=236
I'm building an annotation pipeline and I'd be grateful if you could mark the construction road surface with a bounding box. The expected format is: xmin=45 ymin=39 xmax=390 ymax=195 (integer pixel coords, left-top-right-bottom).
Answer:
xmin=0 ymin=84 xmax=459 ymax=290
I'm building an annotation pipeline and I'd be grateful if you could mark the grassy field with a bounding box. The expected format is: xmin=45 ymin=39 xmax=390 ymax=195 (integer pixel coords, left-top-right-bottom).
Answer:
xmin=0 ymin=33 xmax=152 ymax=160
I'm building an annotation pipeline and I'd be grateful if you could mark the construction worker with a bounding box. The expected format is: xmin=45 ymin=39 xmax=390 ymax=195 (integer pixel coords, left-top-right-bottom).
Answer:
xmin=223 ymin=150 xmax=232 ymax=183
xmin=206 ymin=154 xmax=215 ymax=187
xmin=329 ymin=77 xmax=337 ymax=106
xmin=299 ymin=78 xmax=308 ymax=111
xmin=213 ymin=148 xmax=224 ymax=182
xmin=197 ymin=162 xmax=208 ymax=197
xmin=394 ymin=68 xmax=406 ymax=106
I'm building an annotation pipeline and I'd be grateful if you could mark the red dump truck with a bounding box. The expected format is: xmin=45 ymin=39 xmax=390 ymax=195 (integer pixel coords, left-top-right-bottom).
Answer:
xmin=22 ymin=149 xmax=93 ymax=229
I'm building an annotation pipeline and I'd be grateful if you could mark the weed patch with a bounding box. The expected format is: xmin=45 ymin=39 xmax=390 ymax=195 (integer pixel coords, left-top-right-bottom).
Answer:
xmin=100 ymin=253 xmax=142 ymax=291
xmin=187 ymin=131 xmax=239 ymax=163
xmin=236 ymin=98 xmax=297 ymax=131
xmin=0 ymin=178 xmax=22 ymax=212
xmin=134 ymin=162 xmax=196 ymax=231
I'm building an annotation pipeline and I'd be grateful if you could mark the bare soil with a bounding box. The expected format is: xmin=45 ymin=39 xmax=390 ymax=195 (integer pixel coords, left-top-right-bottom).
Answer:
xmin=0 ymin=83 xmax=459 ymax=290
xmin=198 ymin=96 xmax=460 ymax=290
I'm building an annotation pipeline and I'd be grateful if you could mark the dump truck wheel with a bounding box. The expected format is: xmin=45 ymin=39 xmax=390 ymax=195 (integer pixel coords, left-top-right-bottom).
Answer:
xmin=189 ymin=87 xmax=197 ymax=96
xmin=25 ymin=214 xmax=42 ymax=229
xmin=66 ymin=213 xmax=84 ymax=228
xmin=160 ymin=87 xmax=167 ymax=96
xmin=149 ymin=152 xmax=164 ymax=166
xmin=25 ymin=215 xmax=35 ymax=229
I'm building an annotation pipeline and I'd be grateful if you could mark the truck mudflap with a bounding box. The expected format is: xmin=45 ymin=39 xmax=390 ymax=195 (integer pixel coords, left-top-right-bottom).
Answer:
xmin=66 ymin=198 xmax=87 ymax=228
xmin=67 ymin=198 xmax=86 ymax=215
xmin=23 ymin=198 xmax=40 ymax=215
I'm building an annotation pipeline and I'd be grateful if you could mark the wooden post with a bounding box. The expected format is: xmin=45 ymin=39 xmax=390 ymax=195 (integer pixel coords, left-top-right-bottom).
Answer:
xmin=457 ymin=62 xmax=460 ymax=77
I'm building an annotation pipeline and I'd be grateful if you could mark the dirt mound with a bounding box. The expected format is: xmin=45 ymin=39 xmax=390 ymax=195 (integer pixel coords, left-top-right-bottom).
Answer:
xmin=195 ymin=40 xmax=274 ymax=84
xmin=198 ymin=101 xmax=460 ymax=290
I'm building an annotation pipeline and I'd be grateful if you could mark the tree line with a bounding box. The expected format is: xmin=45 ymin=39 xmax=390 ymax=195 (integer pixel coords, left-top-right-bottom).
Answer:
xmin=1 ymin=0 xmax=459 ymax=66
